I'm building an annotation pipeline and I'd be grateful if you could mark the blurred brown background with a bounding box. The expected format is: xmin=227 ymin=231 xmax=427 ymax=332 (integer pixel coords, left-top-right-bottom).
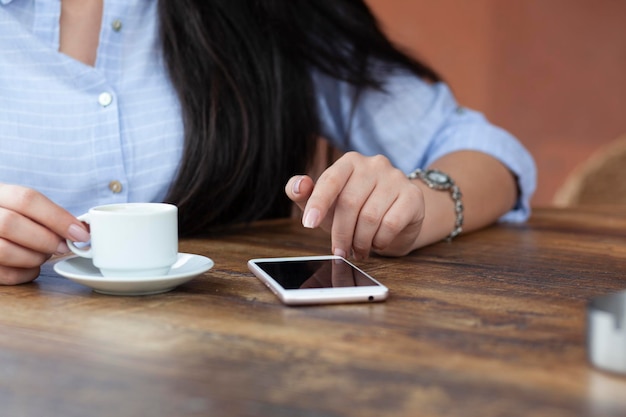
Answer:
xmin=367 ymin=0 xmax=626 ymax=206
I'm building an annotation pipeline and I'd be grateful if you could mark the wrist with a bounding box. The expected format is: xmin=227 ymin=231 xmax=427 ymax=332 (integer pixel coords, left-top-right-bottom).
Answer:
xmin=408 ymin=168 xmax=464 ymax=242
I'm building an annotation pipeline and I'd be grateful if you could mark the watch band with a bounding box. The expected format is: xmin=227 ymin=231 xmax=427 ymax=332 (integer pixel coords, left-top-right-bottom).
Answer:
xmin=408 ymin=168 xmax=464 ymax=242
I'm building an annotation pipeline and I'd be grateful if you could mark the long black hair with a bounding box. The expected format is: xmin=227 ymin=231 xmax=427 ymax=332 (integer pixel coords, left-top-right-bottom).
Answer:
xmin=158 ymin=0 xmax=439 ymax=236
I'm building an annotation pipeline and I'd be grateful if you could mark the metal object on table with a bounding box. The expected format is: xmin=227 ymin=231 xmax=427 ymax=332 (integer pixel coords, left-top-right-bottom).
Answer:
xmin=587 ymin=289 xmax=626 ymax=375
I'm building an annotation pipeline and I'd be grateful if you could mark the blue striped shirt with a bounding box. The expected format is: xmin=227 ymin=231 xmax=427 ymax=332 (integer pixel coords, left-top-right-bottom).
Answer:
xmin=0 ymin=0 xmax=536 ymax=221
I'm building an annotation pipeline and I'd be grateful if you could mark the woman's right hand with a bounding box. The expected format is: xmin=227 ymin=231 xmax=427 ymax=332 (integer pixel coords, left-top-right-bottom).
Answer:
xmin=0 ymin=184 xmax=90 ymax=285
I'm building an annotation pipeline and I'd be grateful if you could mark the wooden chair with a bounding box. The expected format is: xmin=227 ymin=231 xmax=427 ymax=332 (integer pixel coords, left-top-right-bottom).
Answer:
xmin=554 ymin=134 xmax=626 ymax=206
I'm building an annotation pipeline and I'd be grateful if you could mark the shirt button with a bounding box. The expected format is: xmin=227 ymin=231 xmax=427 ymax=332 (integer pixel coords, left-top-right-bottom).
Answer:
xmin=111 ymin=19 xmax=123 ymax=32
xmin=109 ymin=180 xmax=123 ymax=194
xmin=98 ymin=92 xmax=113 ymax=107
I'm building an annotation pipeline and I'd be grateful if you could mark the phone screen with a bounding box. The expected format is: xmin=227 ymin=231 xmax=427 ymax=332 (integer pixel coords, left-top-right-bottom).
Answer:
xmin=254 ymin=258 xmax=381 ymax=290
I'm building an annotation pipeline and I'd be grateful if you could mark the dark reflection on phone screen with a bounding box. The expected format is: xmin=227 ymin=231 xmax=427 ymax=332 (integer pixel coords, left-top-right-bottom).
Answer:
xmin=257 ymin=259 xmax=379 ymax=289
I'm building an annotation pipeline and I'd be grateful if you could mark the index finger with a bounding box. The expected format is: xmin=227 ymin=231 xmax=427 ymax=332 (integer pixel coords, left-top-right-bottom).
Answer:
xmin=302 ymin=160 xmax=354 ymax=229
xmin=0 ymin=184 xmax=89 ymax=242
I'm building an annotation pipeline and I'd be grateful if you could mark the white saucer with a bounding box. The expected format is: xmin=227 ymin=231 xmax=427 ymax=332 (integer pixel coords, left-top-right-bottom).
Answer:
xmin=53 ymin=253 xmax=214 ymax=296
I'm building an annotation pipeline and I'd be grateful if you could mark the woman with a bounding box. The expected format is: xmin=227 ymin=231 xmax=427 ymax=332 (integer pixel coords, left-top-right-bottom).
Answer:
xmin=0 ymin=0 xmax=536 ymax=285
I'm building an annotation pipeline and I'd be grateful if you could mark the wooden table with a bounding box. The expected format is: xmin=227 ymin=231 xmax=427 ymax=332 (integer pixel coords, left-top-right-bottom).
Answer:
xmin=2 ymin=207 xmax=626 ymax=417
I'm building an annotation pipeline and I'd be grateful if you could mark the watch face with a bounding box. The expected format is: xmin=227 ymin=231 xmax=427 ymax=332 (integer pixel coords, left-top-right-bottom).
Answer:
xmin=426 ymin=170 xmax=450 ymax=185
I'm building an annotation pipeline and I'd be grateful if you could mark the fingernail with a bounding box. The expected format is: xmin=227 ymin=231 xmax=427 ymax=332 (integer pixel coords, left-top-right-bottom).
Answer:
xmin=334 ymin=248 xmax=347 ymax=259
xmin=303 ymin=208 xmax=320 ymax=228
xmin=293 ymin=176 xmax=303 ymax=194
xmin=56 ymin=241 xmax=70 ymax=255
xmin=68 ymin=223 xmax=90 ymax=242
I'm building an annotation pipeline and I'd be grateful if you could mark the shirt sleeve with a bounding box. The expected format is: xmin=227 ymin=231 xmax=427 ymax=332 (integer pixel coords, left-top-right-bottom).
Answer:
xmin=312 ymin=68 xmax=537 ymax=222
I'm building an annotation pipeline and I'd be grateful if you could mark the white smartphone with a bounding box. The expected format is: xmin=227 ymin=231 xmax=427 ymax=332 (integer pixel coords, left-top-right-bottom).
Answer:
xmin=247 ymin=255 xmax=389 ymax=306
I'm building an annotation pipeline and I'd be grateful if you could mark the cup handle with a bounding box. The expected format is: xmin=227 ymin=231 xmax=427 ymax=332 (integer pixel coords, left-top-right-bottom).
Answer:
xmin=66 ymin=214 xmax=92 ymax=258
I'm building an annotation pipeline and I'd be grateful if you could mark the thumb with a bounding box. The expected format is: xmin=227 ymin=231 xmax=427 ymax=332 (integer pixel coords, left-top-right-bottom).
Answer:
xmin=285 ymin=175 xmax=315 ymax=212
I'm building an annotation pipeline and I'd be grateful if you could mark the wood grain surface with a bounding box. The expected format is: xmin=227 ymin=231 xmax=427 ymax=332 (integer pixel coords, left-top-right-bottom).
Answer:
xmin=1 ymin=207 xmax=626 ymax=417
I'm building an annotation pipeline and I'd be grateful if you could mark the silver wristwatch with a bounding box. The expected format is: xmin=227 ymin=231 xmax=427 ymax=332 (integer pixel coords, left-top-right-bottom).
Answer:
xmin=408 ymin=168 xmax=464 ymax=242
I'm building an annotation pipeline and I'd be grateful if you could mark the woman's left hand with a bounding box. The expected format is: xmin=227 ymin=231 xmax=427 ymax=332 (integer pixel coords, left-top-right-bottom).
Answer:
xmin=285 ymin=152 xmax=425 ymax=260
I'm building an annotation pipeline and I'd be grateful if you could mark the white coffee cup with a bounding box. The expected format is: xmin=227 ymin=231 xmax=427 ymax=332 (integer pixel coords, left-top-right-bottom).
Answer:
xmin=66 ymin=203 xmax=179 ymax=277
